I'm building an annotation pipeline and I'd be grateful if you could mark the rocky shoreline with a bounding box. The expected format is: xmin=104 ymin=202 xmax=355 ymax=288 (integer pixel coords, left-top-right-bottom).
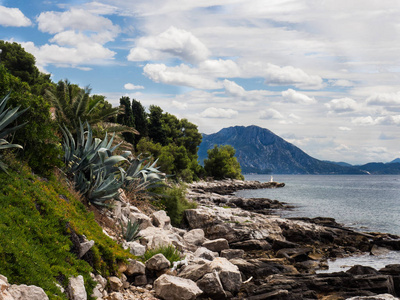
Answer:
xmin=2 ymin=179 xmax=400 ymax=300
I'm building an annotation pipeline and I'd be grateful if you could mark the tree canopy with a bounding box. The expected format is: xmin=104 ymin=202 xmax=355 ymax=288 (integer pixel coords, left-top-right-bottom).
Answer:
xmin=204 ymin=145 xmax=244 ymax=180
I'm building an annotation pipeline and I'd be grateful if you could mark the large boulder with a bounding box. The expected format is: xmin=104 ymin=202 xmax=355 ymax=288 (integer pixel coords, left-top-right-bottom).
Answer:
xmin=146 ymin=253 xmax=170 ymax=271
xmin=125 ymin=259 xmax=146 ymax=276
xmin=196 ymin=271 xmax=226 ymax=299
xmin=209 ymin=257 xmax=242 ymax=294
xmin=67 ymin=275 xmax=87 ymax=300
xmin=124 ymin=241 xmax=146 ymax=256
xmin=154 ymin=274 xmax=202 ymax=300
xmin=152 ymin=210 xmax=172 ymax=230
xmin=202 ymin=239 xmax=229 ymax=252
xmin=183 ymin=229 xmax=205 ymax=246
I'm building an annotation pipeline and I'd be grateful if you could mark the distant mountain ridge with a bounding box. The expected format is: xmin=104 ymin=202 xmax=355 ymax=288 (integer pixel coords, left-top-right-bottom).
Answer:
xmin=198 ymin=125 xmax=399 ymax=175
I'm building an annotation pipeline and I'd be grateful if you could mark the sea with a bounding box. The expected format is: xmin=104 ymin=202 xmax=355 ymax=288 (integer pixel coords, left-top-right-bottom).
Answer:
xmin=236 ymin=174 xmax=400 ymax=272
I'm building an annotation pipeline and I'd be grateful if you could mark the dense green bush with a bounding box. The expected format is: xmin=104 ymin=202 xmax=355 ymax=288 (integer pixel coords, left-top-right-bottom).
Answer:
xmin=154 ymin=184 xmax=197 ymax=226
xmin=204 ymin=145 xmax=244 ymax=180
xmin=0 ymin=65 xmax=63 ymax=176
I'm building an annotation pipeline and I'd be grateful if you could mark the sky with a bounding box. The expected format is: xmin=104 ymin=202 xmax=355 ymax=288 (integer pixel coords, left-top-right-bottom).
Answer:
xmin=0 ymin=0 xmax=399 ymax=164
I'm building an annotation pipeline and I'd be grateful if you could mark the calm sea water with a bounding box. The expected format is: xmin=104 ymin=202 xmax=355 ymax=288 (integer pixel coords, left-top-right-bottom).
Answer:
xmin=236 ymin=174 xmax=400 ymax=271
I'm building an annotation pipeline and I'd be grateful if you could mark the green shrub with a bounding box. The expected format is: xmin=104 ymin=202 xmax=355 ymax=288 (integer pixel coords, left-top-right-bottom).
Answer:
xmin=154 ymin=184 xmax=197 ymax=226
xmin=141 ymin=244 xmax=182 ymax=266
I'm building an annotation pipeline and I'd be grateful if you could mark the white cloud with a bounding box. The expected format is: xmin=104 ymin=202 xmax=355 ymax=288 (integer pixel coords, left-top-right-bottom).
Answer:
xmin=326 ymin=97 xmax=359 ymax=113
xmin=366 ymin=92 xmax=400 ymax=105
xmin=199 ymin=107 xmax=238 ymax=118
xmin=199 ymin=59 xmax=241 ymax=77
xmin=223 ymin=80 xmax=246 ymax=97
xmin=329 ymin=79 xmax=353 ymax=87
xmin=0 ymin=6 xmax=31 ymax=27
xmin=263 ymin=63 xmax=323 ymax=89
xmin=352 ymin=115 xmax=400 ymax=126
xmin=339 ymin=127 xmax=352 ymax=131
xmin=281 ymin=89 xmax=316 ymax=104
xmin=124 ymin=83 xmax=144 ymax=90
xmin=21 ymin=41 xmax=116 ymax=71
xmin=259 ymin=108 xmax=284 ymax=120
xmin=50 ymin=30 xmax=117 ymax=46
xmin=171 ymin=100 xmax=187 ymax=110
xmin=37 ymin=8 xmax=120 ymax=35
xmin=143 ymin=63 xmax=222 ymax=89
xmin=128 ymin=26 xmax=210 ymax=63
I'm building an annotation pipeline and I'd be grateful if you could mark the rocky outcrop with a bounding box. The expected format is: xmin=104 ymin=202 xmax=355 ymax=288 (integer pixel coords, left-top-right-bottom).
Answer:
xmin=0 ymin=275 xmax=49 ymax=300
xmin=4 ymin=179 xmax=400 ymax=300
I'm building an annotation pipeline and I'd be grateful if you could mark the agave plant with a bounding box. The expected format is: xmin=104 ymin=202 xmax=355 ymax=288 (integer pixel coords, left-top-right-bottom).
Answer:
xmin=61 ymin=121 xmax=130 ymax=206
xmin=120 ymin=219 xmax=141 ymax=242
xmin=124 ymin=156 xmax=166 ymax=192
xmin=0 ymin=92 xmax=28 ymax=172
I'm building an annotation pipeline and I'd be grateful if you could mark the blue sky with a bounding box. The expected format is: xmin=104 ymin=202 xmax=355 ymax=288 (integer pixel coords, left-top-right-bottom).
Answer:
xmin=1 ymin=0 xmax=400 ymax=164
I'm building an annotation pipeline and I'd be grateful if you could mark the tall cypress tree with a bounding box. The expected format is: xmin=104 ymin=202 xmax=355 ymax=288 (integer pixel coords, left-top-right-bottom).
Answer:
xmin=131 ymin=98 xmax=148 ymax=147
xmin=117 ymin=96 xmax=135 ymax=144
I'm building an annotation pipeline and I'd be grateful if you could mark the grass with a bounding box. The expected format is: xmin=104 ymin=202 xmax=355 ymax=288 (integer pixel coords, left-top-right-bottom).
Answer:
xmin=0 ymin=157 xmax=133 ymax=299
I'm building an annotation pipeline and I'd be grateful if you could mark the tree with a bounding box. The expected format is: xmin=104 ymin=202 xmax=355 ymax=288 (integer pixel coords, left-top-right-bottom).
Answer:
xmin=45 ymin=79 xmax=119 ymax=130
xmin=0 ymin=64 xmax=62 ymax=176
xmin=148 ymin=105 xmax=167 ymax=145
xmin=131 ymin=99 xmax=148 ymax=147
xmin=117 ymin=96 xmax=135 ymax=144
xmin=204 ymin=145 xmax=244 ymax=180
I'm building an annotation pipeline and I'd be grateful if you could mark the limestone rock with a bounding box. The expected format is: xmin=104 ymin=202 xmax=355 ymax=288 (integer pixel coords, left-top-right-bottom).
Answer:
xmin=230 ymin=239 xmax=271 ymax=251
xmin=202 ymin=238 xmax=229 ymax=252
xmin=67 ymin=275 xmax=87 ymax=300
xmin=152 ymin=210 xmax=172 ymax=230
xmin=134 ymin=275 xmax=147 ymax=286
xmin=154 ymin=274 xmax=202 ymax=300
xmin=79 ymin=240 xmax=95 ymax=258
xmin=139 ymin=227 xmax=173 ymax=249
xmin=220 ymin=249 xmax=244 ymax=260
xmin=9 ymin=284 xmax=50 ymax=300
xmin=130 ymin=212 xmax=153 ymax=230
xmin=106 ymin=292 xmax=125 ymax=300
xmin=193 ymin=247 xmax=219 ymax=261
xmin=196 ymin=271 xmax=226 ymax=299
xmin=209 ymin=257 xmax=242 ymax=294
xmin=108 ymin=277 xmax=123 ymax=292
xmin=125 ymin=259 xmax=146 ymax=276
xmin=178 ymin=263 xmax=212 ymax=282
xmin=146 ymin=253 xmax=170 ymax=271
xmin=125 ymin=241 xmax=146 ymax=256
xmin=183 ymin=229 xmax=205 ymax=246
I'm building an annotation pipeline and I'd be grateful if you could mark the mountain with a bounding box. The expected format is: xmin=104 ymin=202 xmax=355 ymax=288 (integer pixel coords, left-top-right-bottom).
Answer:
xmin=198 ymin=125 xmax=365 ymax=174
xmin=357 ymin=162 xmax=400 ymax=174
xmin=390 ymin=158 xmax=400 ymax=164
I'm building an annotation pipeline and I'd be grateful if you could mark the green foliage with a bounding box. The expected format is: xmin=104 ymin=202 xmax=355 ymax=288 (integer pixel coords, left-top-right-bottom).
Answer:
xmin=154 ymin=184 xmax=197 ymax=226
xmin=0 ymin=92 xmax=27 ymax=172
xmin=204 ymin=145 xmax=244 ymax=180
xmin=131 ymin=98 xmax=148 ymax=146
xmin=0 ymin=158 xmax=132 ymax=299
xmin=148 ymin=105 xmax=167 ymax=145
xmin=46 ymin=80 xmax=119 ymax=131
xmin=117 ymin=96 xmax=135 ymax=145
xmin=0 ymin=65 xmax=62 ymax=176
xmin=61 ymin=121 xmax=130 ymax=206
xmin=141 ymin=244 xmax=182 ymax=266
xmin=120 ymin=219 xmax=141 ymax=242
